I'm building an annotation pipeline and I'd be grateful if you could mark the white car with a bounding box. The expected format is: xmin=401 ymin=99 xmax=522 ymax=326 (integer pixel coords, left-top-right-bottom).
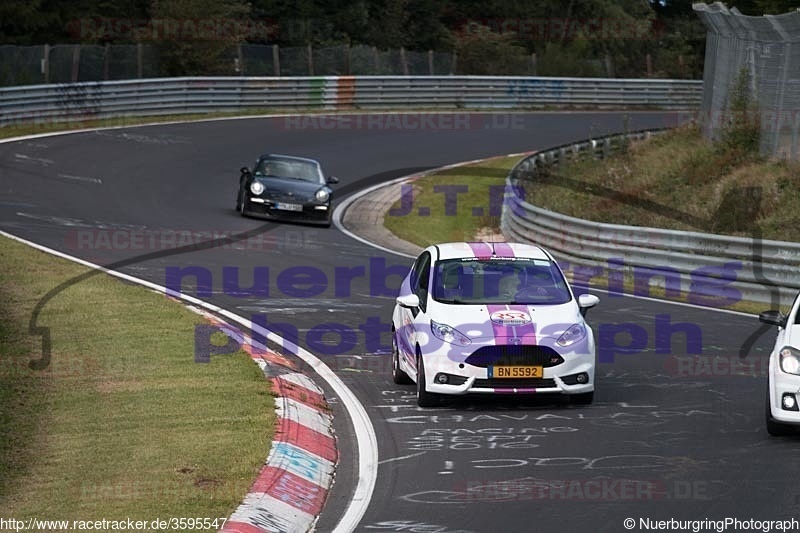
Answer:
xmin=759 ymin=295 xmax=800 ymax=435
xmin=391 ymin=242 xmax=600 ymax=407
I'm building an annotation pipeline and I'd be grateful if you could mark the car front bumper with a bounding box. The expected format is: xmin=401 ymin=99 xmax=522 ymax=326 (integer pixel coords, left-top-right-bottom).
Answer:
xmin=243 ymin=196 xmax=331 ymax=224
xmin=417 ymin=340 xmax=595 ymax=396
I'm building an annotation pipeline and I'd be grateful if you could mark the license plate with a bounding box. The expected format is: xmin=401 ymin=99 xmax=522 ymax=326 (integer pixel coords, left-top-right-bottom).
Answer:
xmin=489 ymin=366 xmax=543 ymax=378
xmin=274 ymin=202 xmax=303 ymax=212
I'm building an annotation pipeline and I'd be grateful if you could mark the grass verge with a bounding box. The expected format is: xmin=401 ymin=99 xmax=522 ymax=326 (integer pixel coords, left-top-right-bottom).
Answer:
xmin=383 ymin=155 xmax=520 ymax=247
xmin=0 ymin=235 xmax=274 ymax=522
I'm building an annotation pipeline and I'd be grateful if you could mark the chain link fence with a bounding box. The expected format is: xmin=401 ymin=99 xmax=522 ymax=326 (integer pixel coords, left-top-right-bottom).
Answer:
xmin=0 ymin=43 xmax=460 ymax=86
xmin=694 ymin=2 xmax=800 ymax=160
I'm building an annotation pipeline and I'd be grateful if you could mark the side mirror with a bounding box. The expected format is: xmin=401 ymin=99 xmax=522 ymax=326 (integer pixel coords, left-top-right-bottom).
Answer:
xmin=759 ymin=310 xmax=786 ymax=327
xmin=578 ymin=293 xmax=600 ymax=317
xmin=327 ymin=176 xmax=339 ymax=184
xmin=240 ymin=166 xmax=251 ymax=175
xmin=396 ymin=293 xmax=420 ymax=309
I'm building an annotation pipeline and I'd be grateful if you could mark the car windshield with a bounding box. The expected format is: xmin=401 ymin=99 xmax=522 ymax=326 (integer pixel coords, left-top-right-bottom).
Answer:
xmin=432 ymin=258 xmax=572 ymax=305
xmin=255 ymin=158 xmax=321 ymax=182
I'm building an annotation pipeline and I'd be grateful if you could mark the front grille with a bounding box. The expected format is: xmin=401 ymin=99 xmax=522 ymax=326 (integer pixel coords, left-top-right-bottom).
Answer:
xmin=472 ymin=377 xmax=557 ymax=389
xmin=465 ymin=345 xmax=563 ymax=368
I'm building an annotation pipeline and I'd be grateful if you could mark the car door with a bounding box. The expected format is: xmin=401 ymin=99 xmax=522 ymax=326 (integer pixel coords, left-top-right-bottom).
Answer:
xmin=400 ymin=251 xmax=432 ymax=372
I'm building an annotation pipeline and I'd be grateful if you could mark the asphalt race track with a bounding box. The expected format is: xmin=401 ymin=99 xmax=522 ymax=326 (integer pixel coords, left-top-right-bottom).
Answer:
xmin=1 ymin=112 xmax=796 ymax=533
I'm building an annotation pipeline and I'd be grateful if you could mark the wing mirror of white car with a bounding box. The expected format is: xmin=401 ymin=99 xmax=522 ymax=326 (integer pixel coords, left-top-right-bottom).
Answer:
xmin=396 ymin=294 xmax=420 ymax=309
xmin=578 ymin=293 xmax=600 ymax=317
xmin=759 ymin=310 xmax=787 ymax=328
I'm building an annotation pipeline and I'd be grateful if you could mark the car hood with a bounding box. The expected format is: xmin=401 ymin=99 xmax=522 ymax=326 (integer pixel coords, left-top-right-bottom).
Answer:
xmin=427 ymin=300 xmax=584 ymax=345
xmin=254 ymin=176 xmax=324 ymax=198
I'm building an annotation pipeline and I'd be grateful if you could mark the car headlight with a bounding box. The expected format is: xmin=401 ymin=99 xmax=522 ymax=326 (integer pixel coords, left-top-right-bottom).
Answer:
xmin=557 ymin=323 xmax=586 ymax=347
xmin=250 ymin=181 xmax=264 ymax=195
xmin=430 ymin=320 xmax=471 ymax=346
xmin=780 ymin=346 xmax=800 ymax=375
xmin=315 ymin=189 xmax=329 ymax=202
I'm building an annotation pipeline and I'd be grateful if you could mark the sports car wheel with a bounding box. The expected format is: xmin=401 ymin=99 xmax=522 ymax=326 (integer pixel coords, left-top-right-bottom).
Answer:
xmin=391 ymin=330 xmax=412 ymax=385
xmin=766 ymin=385 xmax=794 ymax=436
xmin=416 ymin=353 xmax=440 ymax=407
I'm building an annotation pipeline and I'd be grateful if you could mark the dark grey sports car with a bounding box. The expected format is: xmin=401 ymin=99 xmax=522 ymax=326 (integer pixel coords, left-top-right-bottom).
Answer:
xmin=236 ymin=154 xmax=339 ymax=227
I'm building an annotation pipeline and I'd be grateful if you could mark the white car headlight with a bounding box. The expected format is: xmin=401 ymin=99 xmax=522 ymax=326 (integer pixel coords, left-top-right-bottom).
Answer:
xmin=250 ymin=181 xmax=265 ymax=195
xmin=430 ymin=320 xmax=471 ymax=346
xmin=780 ymin=346 xmax=800 ymax=375
xmin=315 ymin=189 xmax=329 ymax=202
xmin=557 ymin=323 xmax=586 ymax=347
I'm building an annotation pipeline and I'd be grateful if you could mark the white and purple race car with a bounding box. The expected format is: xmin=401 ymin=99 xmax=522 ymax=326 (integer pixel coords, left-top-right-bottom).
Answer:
xmin=391 ymin=242 xmax=600 ymax=407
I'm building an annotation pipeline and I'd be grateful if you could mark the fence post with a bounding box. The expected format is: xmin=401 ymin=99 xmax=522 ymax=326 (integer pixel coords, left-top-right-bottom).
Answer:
xmin=237 ymin=43 xmax=244 ymax=75
xmin=428 ymin=50 xmax=434 ymax=75
xmin=604 ymin=53 xmax=615 ymax=77
xmin=450 ymin=52 xmax=457 ymax=75
xmin=345 ymin=43 xmax=352 ymax=75
xmin=136 ymin=42 xmax=143 ymax=78
xmin=42 ymin=44 xmax=50 ymax=84
xmin=307 ymin=43 xmax=314 ymax=75
xmin=103 ymin=42 xmax=110 ymax=80
xmin=646 ymin=53 xmax=653 ymax=77
xmin=531 ymin=52 xmax=537 ymax=76
xmin=71 ymin=45 xmax=81 ymax=82
xmin=372 ymin=46 xmax=379 ymax=73
xmin=400 ymin=46 xmax=409 ymax=75
xmin=272 ymin=44 xmax=280 ymax=76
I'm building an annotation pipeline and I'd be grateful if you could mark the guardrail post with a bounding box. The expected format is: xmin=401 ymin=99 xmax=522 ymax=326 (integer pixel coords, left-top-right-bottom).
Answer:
xmin=272 ymin=45 xmax=280 ymax=76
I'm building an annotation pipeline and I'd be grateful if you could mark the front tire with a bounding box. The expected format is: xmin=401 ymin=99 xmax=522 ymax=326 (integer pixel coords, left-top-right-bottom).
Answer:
xmin=416 ymin=353 xmax=440 ymax=407
xmin=392 ymin=331 xmax=412 ymax=385
xmin=766 ymin=385 xmax=794 ymax=436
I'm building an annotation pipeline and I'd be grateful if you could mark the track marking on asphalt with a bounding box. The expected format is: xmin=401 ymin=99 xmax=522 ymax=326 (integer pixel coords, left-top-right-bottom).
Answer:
xmin=377 ymin=452 xmax=427 ymax=465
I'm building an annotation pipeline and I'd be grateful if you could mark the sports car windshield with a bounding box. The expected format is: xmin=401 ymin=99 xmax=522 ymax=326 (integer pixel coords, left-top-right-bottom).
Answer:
xmin=255 ymin=158 xmax=322 ymax=183
xmin=432 ymin=258 xmax=572 ymax=305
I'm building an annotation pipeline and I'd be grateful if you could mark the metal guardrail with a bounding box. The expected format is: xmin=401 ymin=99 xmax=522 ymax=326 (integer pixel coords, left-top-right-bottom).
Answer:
xmin=0 ymin=76 xmax=702 ymax=126
xmin=501 ymin=130 xmax=800 ymax=308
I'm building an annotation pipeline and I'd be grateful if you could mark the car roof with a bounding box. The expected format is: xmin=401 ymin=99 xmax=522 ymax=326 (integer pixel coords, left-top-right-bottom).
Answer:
xmin=432 ymin=242 xmax=552 ymax=261
xmin=258 ymin=154 xmax=321 ymax=166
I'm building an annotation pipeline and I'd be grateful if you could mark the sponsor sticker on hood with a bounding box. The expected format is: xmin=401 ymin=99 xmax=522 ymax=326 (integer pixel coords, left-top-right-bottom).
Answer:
xmin=489 ymin=309 xmax=532 ymax=326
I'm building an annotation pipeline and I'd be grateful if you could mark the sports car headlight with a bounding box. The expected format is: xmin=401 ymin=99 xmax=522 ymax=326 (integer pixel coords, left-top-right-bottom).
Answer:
xmin=315 ymin=189 xmax=329 ymax=202
xmin=780 ymin=346 xmax=800 ymax=375
xmin=557 ymin=323 xmax=586 ymax=347
xmin=250 ymin=181 xmax=265 ymax=195
xmin=430 ymin=320 xmax=471 ymax=346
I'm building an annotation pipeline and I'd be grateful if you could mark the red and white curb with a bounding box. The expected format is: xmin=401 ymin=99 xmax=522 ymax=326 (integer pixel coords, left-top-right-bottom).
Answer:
xmin=194 ymin=310 xmax=338 ymax=533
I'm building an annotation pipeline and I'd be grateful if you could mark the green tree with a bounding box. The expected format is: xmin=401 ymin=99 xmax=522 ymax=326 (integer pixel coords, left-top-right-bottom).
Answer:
xmin=149 ymin=0 xmax=250 ymax=75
